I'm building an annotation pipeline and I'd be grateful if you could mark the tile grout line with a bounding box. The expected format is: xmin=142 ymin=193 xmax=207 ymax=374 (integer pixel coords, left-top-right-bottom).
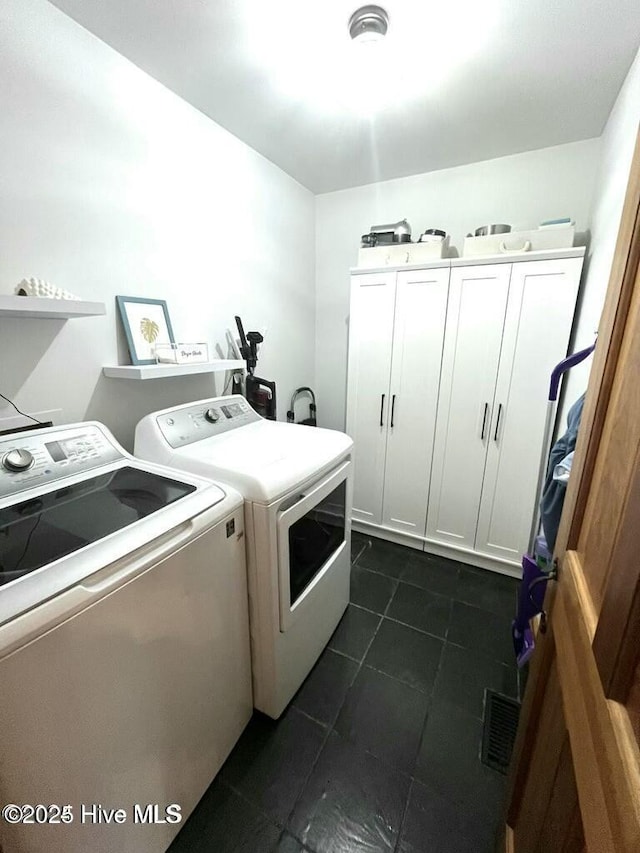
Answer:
xmin=333 ymin=568 xmax=417 ymax=853
xmin=280 ymin=557 xmax=388 ymax=848
xmin=350 ymin=541 xmax=368 ymax=565
xmin=389 ymin=570 xmax=459 ymax=853
xmin=392 ymin=567 xmax=464 ymax=853
xmin=367 ymin=607 xmax=450 ymax=644
xmin=350 ymin=576 xmax=518 ymax=667
xmin=354 ymin=562 xmax=518 ymax=619
xmin=404 ymin=567 xmax=461 ymax=773
xmin=284 ymin=560 xmax=400 ymax=847
xmin=278 ymin=709 xmax=335 ymax=847
xmin=392 ymin=778 xmax=417 ymax=853
xmin=357 ymin=661 xmax=437 ymax=698
xmin=220 ymin=778 xmax=287 ymax=833
xmin=346 ymin=548 xmax=518 ymax=850
xmin=287 ymin=547 xmax=517 ymax=850
xmin=182 ymin=541 xmax=517 ymax=853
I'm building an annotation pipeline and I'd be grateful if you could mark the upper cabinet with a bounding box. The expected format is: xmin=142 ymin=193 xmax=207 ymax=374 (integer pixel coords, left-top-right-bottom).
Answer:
xmin=347 ymin=250 xmax=585 ymax=573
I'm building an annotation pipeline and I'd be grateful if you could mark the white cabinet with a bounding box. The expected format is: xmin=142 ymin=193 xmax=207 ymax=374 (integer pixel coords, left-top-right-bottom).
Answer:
xmin=347 ymin=250 xmax=584 ymax=572
xmin=427 ymin=257 xmax=581 ymax=563
xmin=346 ymin=267 xmax=449 ymax=535
xmin=474 ymin=258 xmax=582 ymax=561
xmin=426 ymin=264 xmax=511 ymax=548
xmin=382 ymin=270 xmax=449 ymax=534
xmin=346 ymin=272 xmax=395 ymax=526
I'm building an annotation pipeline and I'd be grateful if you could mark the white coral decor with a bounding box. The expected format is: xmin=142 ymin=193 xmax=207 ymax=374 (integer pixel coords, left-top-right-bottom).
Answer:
xmin=15 ymin=278 xmax=80 ymax=300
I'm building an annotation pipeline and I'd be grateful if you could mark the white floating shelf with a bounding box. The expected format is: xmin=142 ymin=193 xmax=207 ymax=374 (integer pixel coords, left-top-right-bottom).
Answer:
xmin=102 ymin=360 xmax=246 ymax=380
xmin=0 ymin=295 xmax=106 ymax=319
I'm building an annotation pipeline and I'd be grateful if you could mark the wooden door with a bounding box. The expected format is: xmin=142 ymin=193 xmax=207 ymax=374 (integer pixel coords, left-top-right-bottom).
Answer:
xmin=426 ymin=263 xmax=511 ymax=549
xmin=505 ymin=130 xmax=640 ymax=852
xmin=475 ymin=257 xmax=582 ymax=563
xmin=346 ymin=272 xmax=396 ymax=526
xmin=381 ymin=267 xmax=449 ymax=536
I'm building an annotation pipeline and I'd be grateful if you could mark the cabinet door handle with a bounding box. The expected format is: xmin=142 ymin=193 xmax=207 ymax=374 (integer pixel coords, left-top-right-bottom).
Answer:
xmin=391 ymin=395 xmax=396 ymax=428
xmin=480 ymin=403 xmax=489 ymax=440
xmin=494 ymin=403 xmax=503 ymax=442
xmin=379 ymin=394 xmax=385 ymax=427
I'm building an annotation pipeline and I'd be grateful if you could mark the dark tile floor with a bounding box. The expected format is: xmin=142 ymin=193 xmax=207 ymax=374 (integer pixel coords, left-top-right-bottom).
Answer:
xmin=169 ymin=533 xmax=522 ymax=853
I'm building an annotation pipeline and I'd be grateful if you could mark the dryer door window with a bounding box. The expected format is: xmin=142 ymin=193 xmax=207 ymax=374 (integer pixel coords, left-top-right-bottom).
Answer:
xmin=288 ymin=480 xmax=346 ymax=606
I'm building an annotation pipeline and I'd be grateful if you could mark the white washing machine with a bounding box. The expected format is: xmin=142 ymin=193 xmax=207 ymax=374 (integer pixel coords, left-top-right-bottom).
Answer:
xmin=0 ymin=422 xmax=252 ymax=853
xmin=135 ymin=395 xmax=353 ymax=719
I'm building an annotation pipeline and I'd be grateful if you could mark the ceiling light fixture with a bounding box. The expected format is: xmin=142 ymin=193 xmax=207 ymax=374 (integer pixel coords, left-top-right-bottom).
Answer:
xmin=348 ymin=5 xmax=388 ymax=44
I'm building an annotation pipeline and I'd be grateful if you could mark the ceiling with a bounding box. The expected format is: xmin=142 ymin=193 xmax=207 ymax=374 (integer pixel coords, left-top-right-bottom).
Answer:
xmin=49 ymin=0 xmax=640 ymax=194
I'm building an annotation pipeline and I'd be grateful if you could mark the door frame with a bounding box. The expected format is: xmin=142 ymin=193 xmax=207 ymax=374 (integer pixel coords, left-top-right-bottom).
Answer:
xmin=505 ymin=128 xmax=640 ymax=851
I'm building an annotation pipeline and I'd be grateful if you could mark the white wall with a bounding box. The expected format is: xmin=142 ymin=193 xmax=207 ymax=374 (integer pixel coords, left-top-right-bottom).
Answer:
xmin=315 ymin=139 xmax=601 ymax=430
xmin=561 ymin=46 xmax=640 ymax=421
xmin=0 ymin=0 xmax=315 ymax=449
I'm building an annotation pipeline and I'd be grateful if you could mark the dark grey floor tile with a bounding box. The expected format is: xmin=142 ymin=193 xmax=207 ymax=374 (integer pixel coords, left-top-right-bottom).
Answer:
xmin=432 ymin=643 xmax=518 ymax=719
xmin=387 ymin=582 xmax=452 ymax=638
xmin=288 ymin=731 xmax=410 ymax=853
xmin=272 ymin=832 xmax=306 ymax=852
xmin=400 ymin=552 xmax=461 ymax=597
xmin=335 ymin=666 xmax=429 ymax=773
xmin=448 ymin=601 xmax=515 ymax=664
xmin=221 ymin=708 xmax=325 ymax=824
xmin=365 ymin=619 xmax=443 ymax=694
xmin=351 ymin=531 xmax=370 ymax=563
xmin=354 ymin=537 xmax=412 ymax=578
xmin=455 ymin=565 xmax=519 ymax=618
xmin=168 ymin=779 xmax=281 ymax=853
xmin=350 ymin=566 xmax=398 ymax=614
xmin=397 ymin=780 xmax=497 ymax=853
xmin=292 ymin=648 xmax=358 ymax=726
xmin=328 ymin=604 xmax=381 ymax=662
xmin=415 ymin=699 xmax=506 ymax=816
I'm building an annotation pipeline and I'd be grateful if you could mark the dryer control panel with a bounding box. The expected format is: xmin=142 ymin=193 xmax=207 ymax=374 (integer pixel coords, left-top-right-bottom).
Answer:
xmin=155 ymin=395 xmax=262 ymax=449
xmin=0 ymin=424 xmax=122 ymax=499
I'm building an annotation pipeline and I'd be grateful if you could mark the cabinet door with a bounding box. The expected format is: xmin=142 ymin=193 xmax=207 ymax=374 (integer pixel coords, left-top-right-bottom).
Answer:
xmin=426 ymin=264 xmax=511 ymax=549
xmin=346 ymin=272 xmax=396 ymax=525
xmin=475 ymin=258 xmax=582 ymax=561
xmin=382 ymin=268 xmax=449 ymax=535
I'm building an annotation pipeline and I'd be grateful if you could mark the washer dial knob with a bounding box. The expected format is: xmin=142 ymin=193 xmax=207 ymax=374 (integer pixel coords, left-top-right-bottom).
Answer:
xmin=204 ymin=408 xmax=219 ymax=423
xmin=3 ymin=448 xmax=35 ymax=472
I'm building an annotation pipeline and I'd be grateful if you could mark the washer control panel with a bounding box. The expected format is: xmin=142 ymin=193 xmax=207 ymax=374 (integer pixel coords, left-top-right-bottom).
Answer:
xmin=0 ymin=424 xmax=122 ymax=499
xmin=156 ymin=396 xmax=261 ymax=449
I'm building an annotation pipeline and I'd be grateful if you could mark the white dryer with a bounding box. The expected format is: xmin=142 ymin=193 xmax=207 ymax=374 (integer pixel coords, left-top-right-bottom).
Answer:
xmin=135 ymin=395 xmax=353 ymax=719
xmin=0 ymin=422 xmax=252 ymax=853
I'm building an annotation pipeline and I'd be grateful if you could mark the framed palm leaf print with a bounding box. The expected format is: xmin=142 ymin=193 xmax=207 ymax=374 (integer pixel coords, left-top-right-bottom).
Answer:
xmin=115 ymin=296 xmax=175 ymax=365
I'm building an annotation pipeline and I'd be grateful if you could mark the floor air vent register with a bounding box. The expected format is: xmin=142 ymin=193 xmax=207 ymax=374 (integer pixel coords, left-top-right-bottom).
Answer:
xmin=482 ymin=690 xmax=521 ymax=774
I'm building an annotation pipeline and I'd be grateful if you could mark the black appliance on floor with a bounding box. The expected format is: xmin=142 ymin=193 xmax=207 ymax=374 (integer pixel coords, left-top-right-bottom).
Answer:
xmin=235 ymin=315 xmax=277 ymax=421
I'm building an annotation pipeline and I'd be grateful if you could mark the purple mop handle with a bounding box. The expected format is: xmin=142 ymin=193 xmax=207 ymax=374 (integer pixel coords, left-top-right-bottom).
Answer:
xmin=548 ymin=342 xmax=596 ymax=402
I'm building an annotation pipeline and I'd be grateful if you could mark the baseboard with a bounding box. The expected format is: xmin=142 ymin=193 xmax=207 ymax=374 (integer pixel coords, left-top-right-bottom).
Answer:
xmin=352 ymin=521 xmax=424 ymax=551
xmin=352 ymin=519 xmax=521 ymax=578
xmin=423 ymin=538 xmax=521 ymax=578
